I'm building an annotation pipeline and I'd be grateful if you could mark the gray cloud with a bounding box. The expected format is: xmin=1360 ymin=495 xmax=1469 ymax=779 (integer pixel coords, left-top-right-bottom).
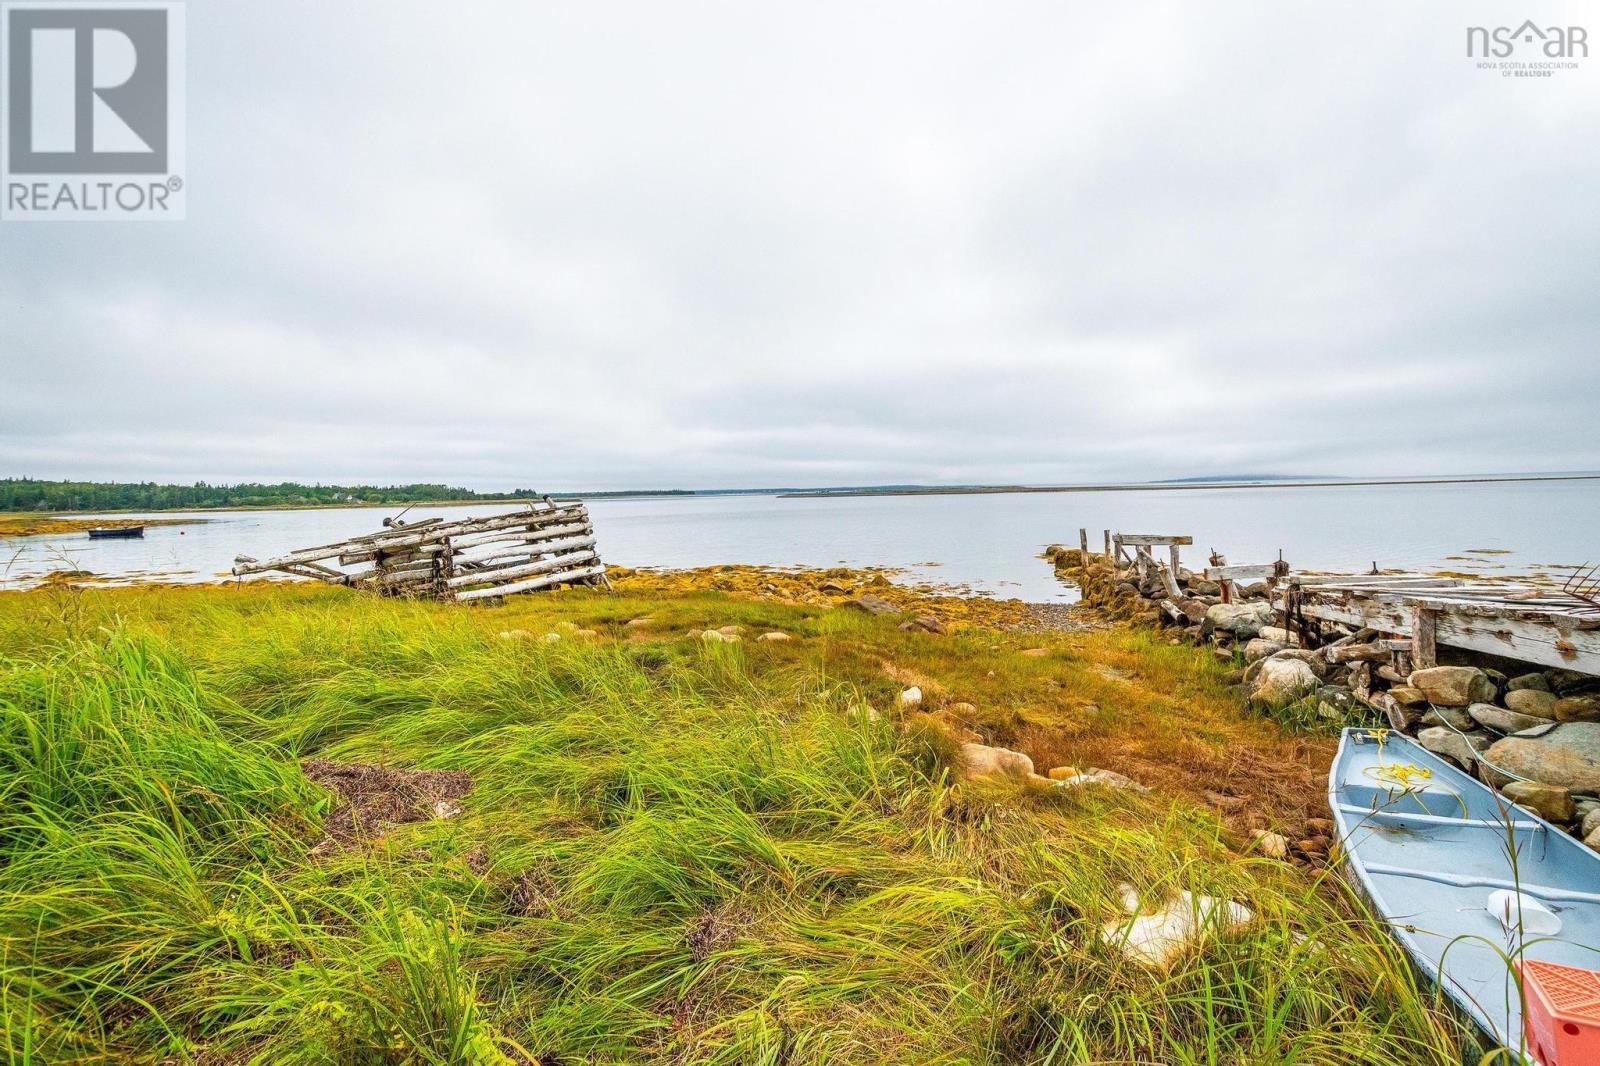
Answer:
xmin=2 ymin=0 xmax=1597 ymax=490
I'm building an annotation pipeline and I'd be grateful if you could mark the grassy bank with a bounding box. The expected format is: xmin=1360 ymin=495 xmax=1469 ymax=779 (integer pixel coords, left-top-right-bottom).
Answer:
xmin=0 ymin=577 xmax=1470 ymax=1063
xmin=0 ymin=514 xmax=200 ymax=539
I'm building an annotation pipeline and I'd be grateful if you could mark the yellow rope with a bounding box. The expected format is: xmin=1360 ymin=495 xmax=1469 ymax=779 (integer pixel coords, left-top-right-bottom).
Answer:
xmin=1363 ymin=762 xmax=1434 ymax=789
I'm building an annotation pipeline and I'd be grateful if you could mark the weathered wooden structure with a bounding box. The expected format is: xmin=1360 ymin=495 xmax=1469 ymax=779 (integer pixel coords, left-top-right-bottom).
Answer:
xmin=1278 ymin=574 xmax=1600 ymax=677
xmin=232 ymin=500 xmax=608 ymax=602
xmin=1085 ymin=527 xmax=1600 ymax=679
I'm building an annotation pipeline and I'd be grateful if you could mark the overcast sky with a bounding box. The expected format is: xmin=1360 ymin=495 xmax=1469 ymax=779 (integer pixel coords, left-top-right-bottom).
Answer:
xmin=2 ymin=1 xmax=1597 ymax=491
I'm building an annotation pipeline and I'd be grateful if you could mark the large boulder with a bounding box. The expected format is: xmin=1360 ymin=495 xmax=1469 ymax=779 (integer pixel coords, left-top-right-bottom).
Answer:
xmin=1409 ymin=666 xmax=1495 ymax=707
xmin=1483 ymin=724 xmax=1600 ymax=792
xmin=1417 ymin=726 xmax=1491 ymax=768
xmin=1269 ymin=647 xmax=1329 ymax=679
xmin=1251 ymin=656 xmax=1319 ymax=703
xmin=1202 ymin=602 xmax=1273 ymax=639
xmin=1504 ymin=688 xmax=1558 ymax=719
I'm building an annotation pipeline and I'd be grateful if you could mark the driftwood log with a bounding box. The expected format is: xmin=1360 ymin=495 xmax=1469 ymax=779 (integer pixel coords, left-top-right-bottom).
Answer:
xmin=232 ymin=499 xmax=609 ymax=602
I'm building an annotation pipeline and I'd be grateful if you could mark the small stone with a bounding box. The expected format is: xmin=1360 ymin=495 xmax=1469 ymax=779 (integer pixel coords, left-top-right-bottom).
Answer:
xmin=819 ymin=579 xmax=851 ymax=594
xmin=899 ymin=615 xmax=945 ymax=634
xmin=899 ymin=686 xmax=923 ymax=707
xmin=700 ymin=629 xmax=727 ymax=643
xmin=1297 ymin=836 xmax=1331 ymax=856
xmin=573 ymin=628 xmax=600 ymax=639
xmin=717 ymin=625 xmax=744 ymax=636
xmin=1409 ymin=666 xmax=1495 ymax=707
xmin=1417 ymin=726 xmax=1491 ymax=768
xmin=1499 ymin=781 xmax=1575 ymax=823
xmin=1507 ymin=673 xmax=1550 ymax=693
xmin=1020 ymin=647 xmax=1049 ymax=658
xmin=1586 ymin=825 xmax=1600 ymax=853
xmin=431 ymin=798 xmax=464 ymax=820
xmin=1504 ymin=688 xmax=1559 ymax=720
xmin=756 ymin=631 xmax=792 ymax=642
xmin=1251 ymin=830 xmax=1290 ymax=859
xmin=1467 ymin=702 xmax=1547 ymax=735
xmin=1258 ymin=625 xmax=1292 ymax=644
xmin=1554 ymin=696 xmax=1600 ymax=723
xmin=624 ymin=617 xmax=653 ymax=627
xmin=1583 ymin=807 xmax=1600 ymax=839
xmin=498 ymin=629 xmax=533 ymax=640
xmin=847 ymin=705 xmax=882 ymax=723
xmin=541 ymin=632 xmax=562 ymax=643
xmin=1303 ymin=817 xmax=1335 ymax=835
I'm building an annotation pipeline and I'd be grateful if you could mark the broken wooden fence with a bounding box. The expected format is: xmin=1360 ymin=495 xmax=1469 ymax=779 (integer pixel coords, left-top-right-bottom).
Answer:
xmin=232 ymin=500 xmax=608 ymax=602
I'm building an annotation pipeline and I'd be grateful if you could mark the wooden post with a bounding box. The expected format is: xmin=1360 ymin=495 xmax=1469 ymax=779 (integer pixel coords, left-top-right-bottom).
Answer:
xmin=1113 ymin=534 xmax=1125 ymax=566
xmin=1169 ymin=543 xmax=1181 ymax=582
xmin=1079 ymin=528 xmax=1089 ymax=559
xmin=1103 ymin=529 xmax=1111 ymax=560
xmin=1411 ymin=605 xmax=1438 ymax=670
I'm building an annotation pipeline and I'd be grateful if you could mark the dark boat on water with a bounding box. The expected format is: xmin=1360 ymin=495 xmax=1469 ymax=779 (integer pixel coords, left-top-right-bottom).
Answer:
xmin=87 ymin=526 xmax=145 ymax=539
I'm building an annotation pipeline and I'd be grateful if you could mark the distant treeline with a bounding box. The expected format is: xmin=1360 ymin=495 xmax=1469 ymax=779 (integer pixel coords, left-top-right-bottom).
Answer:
xmin=1 ymin=478 xmax=562 ymax=513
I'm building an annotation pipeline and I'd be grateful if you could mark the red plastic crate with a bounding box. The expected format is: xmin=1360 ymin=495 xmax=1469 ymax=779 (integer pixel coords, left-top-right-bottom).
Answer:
xmin=1519 ymin=959 xmax=1600 ymax=1066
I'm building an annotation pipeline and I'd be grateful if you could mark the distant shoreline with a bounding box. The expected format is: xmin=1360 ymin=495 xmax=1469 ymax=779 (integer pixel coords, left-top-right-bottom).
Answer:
xmin=778 ymin=472 xmax=1600 ymax=499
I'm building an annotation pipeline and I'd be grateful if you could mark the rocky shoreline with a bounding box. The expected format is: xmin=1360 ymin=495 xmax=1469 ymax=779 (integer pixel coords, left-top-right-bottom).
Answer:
xmin=1047 ymin=546 xmax=1600 ymax=851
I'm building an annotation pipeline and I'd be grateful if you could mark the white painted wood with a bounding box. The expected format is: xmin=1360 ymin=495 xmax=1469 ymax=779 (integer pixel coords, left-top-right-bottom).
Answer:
xmin=453 ymin=564 xmax=607 ymax=601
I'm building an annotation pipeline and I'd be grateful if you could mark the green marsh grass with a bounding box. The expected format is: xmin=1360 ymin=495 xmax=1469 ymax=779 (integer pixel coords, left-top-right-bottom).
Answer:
xmin=0 ymin=583 xmax=1470 ymax=1063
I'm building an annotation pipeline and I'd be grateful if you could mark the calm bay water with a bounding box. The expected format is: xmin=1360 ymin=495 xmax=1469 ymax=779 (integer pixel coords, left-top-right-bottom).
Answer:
xmin=3 ymin=479 xmax=1596 ymax=601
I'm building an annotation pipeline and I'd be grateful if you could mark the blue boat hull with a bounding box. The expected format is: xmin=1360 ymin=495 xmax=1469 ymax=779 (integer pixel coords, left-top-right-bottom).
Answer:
xmin=1329 ymin=728 xmax=1600 ymax=1058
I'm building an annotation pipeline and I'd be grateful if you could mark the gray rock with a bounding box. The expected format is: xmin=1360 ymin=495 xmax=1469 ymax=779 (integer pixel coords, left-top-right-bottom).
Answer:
xmin=1251 ymin=656 xmax=1319 ymax=703
xmin=1507 ymin=673 xmax=1550 ymax=693
xmin=844 ymin=593 xmax=898 ymax=615
xmin=1188 ymin=579 xmax=1221 ymax=596
xmin=1548 ymin=670 xmax=1600 ymax=698
xmin=1202 ymin=601 xmax=1273 ymax=639
xmin=1417 ymin=726 xmax=1491 ymax=768
xmin=1237 ymin=581 xmax=1270 ymax=600
xmin=1584 ymin=806 xmax=1600 ymax=839
xmin=1422 ymin=705 xmax=1477 ymax=731
xmin=1483 ymin=723 xmax=1600 ymax=792
xmin=1258 ymin=625 xmax=1292 ymax=644
xmin=1467 ymin=702 xmax=1548 ymax=735
xmin=1315 ymin=685 xmax=1359 ymax=721
xmin=1504 ymin=688 xmax=1558 ymax=719
xmin=1409 ymin=666 xmax=1496 ymax=707
xmin=1269 ymin=647 xmax=1329 ymax=679
xmin=1243 ymin=638 xmax=1284 ymax=663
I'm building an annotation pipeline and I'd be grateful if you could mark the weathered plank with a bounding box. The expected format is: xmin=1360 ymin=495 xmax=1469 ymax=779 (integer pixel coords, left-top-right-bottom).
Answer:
xmin=1118 ymin=534 xmax=1194 ymax=547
